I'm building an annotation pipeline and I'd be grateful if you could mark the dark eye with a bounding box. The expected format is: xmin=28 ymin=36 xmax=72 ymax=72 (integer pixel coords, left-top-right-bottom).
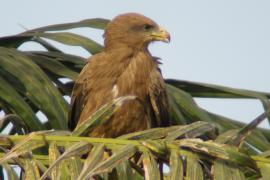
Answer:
xmin=143 ymin=24 xmax=154 ymax=30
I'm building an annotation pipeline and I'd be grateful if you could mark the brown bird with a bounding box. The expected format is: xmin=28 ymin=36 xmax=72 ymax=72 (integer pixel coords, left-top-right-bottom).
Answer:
xmin=69 ymin=13 xmax=170 ymax=137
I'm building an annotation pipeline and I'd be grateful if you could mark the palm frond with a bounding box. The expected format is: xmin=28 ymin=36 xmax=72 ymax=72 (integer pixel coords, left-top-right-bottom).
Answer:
xmin=0 ymin=18 xmax=269 ymax=179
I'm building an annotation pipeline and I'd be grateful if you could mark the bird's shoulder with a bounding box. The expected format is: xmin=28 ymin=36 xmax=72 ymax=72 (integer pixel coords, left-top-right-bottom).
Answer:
xmin=77 ymin=48 xmax=136 ymax=82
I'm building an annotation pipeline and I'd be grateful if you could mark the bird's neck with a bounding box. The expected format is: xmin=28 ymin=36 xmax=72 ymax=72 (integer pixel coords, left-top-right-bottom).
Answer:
xmin=102 ymin=45 xmax=157 ymax=77
xmin=104 ymin=41 xmax=150 ymax=52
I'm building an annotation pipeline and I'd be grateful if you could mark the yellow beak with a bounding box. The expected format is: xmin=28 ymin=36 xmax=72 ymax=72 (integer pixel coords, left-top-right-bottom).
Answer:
xmin=150 ymin=27 xmax=170 ymax=43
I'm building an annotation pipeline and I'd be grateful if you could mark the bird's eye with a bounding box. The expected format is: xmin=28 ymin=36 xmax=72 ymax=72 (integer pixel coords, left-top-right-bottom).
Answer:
xmin=143 ymin=24 xmax=154 ymax=30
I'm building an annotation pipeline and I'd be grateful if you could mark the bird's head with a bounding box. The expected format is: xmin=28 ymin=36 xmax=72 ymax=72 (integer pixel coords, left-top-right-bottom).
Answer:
xmin=104 ymin=13 xmax=170 ymax=50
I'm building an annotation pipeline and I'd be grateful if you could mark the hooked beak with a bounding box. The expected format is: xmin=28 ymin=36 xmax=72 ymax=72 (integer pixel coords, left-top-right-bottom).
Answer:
xmin=150 ymin=27 xmax=170 ymax=43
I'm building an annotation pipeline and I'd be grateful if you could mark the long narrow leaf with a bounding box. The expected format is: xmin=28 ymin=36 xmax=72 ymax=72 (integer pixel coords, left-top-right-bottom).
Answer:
xmin=49 ymin=142 xmax=61 ymax=180
xmin=254 ymin=157 xmax=270 ymax=180
xmin=0 ymin=77 xmax=44 ymax=131
xmin=25 ymin=32 xmax=103 ymax=54
xmin=78 ymin=144 xmax=105 ymax=179
xmin=186 ymin=155 xmax=204 ymax=180
xmin=26 ymin=52 xmax=78 ymax=80
xmin=213 ymin=160 xmax=245 ymax=180
xmin=21 ymin=156 xmax=40 ymax=180
xmin=72 ymin=96 xmax=136 ymax=136
xmin=2 ymin=163 xmax=19 ymax=180
xmin=166 ymin=79 xmax=270 ymax=99
xmin=142 ymin=151 xmax=160 ymax=180
xmin=40 ymin=141 xmax=91 ymax=180
xmin=168 ymin=149 xmax=183 ymax=180
xmin=176 ymin=139 xmax=256 ymax=168
xmin=166 ymin=84 xmax=216 ymax=124
xmin=24 ymin=18 xmax=110 ymax=32
xmin=166 ymin=121 xmax=216 ymax=140
xmin=88 ymin=145 xmax=137 ymax=176
xmin=0 ymin=48 xmax=68 ymax=129
xmin=0 ymin=132 xmax=47 ymax=164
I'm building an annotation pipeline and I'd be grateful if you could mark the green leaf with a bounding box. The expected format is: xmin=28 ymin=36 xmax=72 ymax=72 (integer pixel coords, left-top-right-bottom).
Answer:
xmin=165 ymin=121 xmax=216 ymax=141
xmin=26 ymin=32 xmax=103 ymax=54
xmin=78 ymin=144 xmax=105 ymax=179
xmin=0 ymin=48 xmax=69 ymax=129
xmin=167 ymin=92 xmax=187 ymax=125
xmin=120 ymin=122 xmax=215 ymax=141
xmin=2 ymin=163 xmax=19 ymax=180
xmin=142 ymin=151 xmax=160 ymax=180
xmin=168 ymin=93 xmax=270 ymax=153
xmin=32 ymin=37 xmax=62 ymax=52
xmin=0 ymin=132 xmax=47 ymax=164
xmin=213 ymin=160 xmax=245 ymax=180
xmin=118 ymin=125 xmax=185 ymax=140
xmin=253 ymin=157 xmax=270 ymax=180
xmin=89 ymin=144 xmax=137 ymax=176
xmin=66 ymin=156 xmax=83 ymax=180
xmin=166 ymin=79 xmax=270 ymax=122
xmin=0 ymin=114 xmax=26 ymax=135
xmin=116 ymin=161 xmax=135 ymax=180
xmin=0 ymin=34 xmax=32 ymax=48
xmin=40 ymin=141 xmax=91 ymax=180
xmin=166 ymin=84 xmax=216 ymax=124
xmin=230 ymin=112 xmax=268 ymax=146
xmin=72 ymin=96 xmax=136 ymax=136
xmin=166 ymin=79 xmax=270 ymax=99
xmin=0 ymin=77 xmax=44 ymax=131
xmin=141 ymin=140 xmax=167 ymax=155
xmin=24 ymin=18 xmax=110 ymax=32
xmin=26 ymin=52 xmax=78 ymax=80
xmin=176 ymin=139 xmax=256 ymax=168
xmin=118 ymin=127 xmax=170 ymax=140
xmin=29 ymin=51 xmax=86 ymax=68
xmin=186 ymin=155 xmax=204 ymax=180
xmin=49 ymin=142 xmax=61 ymax=180
xmin=21 ymin=156 xmax=41 ymax=180
xmin=208 ymin=112 xmax=270 ymax=151
xmin=168 ymin=149 xmax=184 ymax=180
xmin=0 ymin=18 xmax=109 ymax=48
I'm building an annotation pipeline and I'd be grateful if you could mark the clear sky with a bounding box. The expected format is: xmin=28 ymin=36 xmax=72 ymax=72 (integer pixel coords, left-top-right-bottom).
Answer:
xmin=1 ymin=0 xmax=270 ymax=127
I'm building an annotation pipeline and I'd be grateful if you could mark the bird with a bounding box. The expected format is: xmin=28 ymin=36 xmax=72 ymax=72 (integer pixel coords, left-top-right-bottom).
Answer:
xmin=68 ymin=13 xmax=170 ymax=138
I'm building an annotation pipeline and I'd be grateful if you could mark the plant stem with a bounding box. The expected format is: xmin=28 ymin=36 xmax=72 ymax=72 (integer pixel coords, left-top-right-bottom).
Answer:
xmin=0 ymin=135 xmax=141 ymax=148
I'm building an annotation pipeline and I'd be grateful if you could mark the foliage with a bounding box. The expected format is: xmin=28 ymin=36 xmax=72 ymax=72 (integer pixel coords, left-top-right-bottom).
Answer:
xmin=0 ymin=18 xmax=270 ymax=179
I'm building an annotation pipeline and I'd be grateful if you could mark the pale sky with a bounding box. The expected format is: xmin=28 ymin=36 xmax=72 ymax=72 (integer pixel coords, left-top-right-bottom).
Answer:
xmin=1 ymin=0 xmax=270 ymax=128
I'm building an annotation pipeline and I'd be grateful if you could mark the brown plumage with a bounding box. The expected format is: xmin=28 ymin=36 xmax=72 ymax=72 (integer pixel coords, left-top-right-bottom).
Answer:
xmin=69 ymin=13 xmax=170 ymax=137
